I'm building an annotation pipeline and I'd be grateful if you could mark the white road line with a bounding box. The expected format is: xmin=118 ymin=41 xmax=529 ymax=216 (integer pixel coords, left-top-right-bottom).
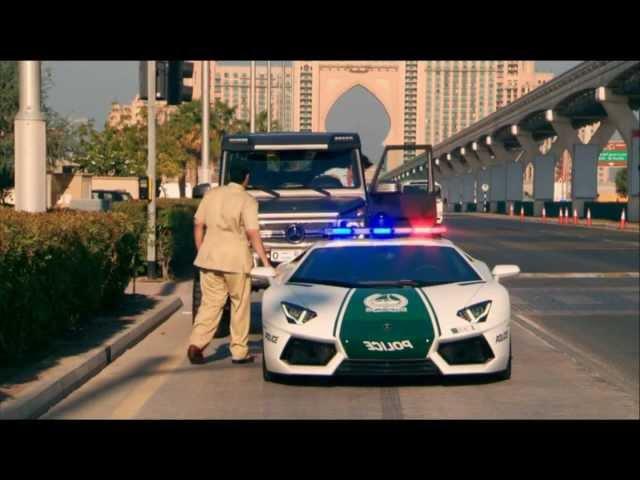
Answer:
xmin=517 ymin=272 xmax=639 ymax=279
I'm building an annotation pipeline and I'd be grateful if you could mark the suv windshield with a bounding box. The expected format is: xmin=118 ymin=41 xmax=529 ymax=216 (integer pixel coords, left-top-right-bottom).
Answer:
xmin=289 ymin=245 xmax=480 ymax=288
xmin=224 ymin=149 xmax=362 ymax=190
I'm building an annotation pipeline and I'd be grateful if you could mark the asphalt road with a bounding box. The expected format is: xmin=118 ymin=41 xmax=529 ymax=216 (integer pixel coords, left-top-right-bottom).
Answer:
xmin=42 ymin=215 xmax=639 ymax=419
xmin=445 ymin=214 xmax=639 ymax=273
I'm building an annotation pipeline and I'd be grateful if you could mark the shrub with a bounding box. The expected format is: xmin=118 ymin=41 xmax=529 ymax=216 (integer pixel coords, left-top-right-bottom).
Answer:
xmin=112 ymin=199 xmax=200 ymax=278
xmin=0 ymin=209 xmax=139 ymax=363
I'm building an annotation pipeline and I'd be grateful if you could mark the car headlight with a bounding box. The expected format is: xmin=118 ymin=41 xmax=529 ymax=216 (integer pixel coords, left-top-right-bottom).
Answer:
xmin=456 ymin=300 xmax=492 ymax=323
xmin=282 ymin=302 xmax=317 ymax=325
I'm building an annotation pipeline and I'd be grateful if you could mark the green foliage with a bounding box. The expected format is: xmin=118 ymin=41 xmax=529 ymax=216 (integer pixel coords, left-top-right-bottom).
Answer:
xmin=0 ymin=62 xmax=19 ymax=202
xmin=0 ymin=209 xmax=139 ymax=363
xmin=112 ymin=199 xmax=201 ymax=279
xmin=615 ymin=168 xmax=628 ymax=197
xmin=74 ymin=121 xmax=147 ymax=176
xmin=255 ymin=110 xmax=281 ymax=132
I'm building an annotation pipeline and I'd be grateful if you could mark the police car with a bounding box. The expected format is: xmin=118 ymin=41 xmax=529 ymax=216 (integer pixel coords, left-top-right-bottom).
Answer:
xmin=253 ymin=226 xmax=519 ymax=382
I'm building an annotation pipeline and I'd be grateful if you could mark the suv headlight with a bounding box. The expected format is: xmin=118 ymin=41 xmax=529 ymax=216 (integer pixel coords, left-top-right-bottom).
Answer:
xmin=457 ymin=301 xmax=492 ymax=323
xmin=282 ymin=302 xmax=317 ymax=325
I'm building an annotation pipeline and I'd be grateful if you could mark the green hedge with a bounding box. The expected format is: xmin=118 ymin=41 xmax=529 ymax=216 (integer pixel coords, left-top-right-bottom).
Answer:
xmin=0 ymin=209 xmax=139 ymax=363
xmin=543 ymin=201 xmax=572 ymax=217
xmin=112 ymin=199 xmax=200 ymax=278
xmin=513 ymin=201 xmax=534 ymax=217
xmin=583 ymin=201 xmax=627 ymax=221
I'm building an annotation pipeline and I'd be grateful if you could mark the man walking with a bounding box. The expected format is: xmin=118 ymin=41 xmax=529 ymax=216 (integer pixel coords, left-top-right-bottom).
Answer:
xmin=187 ymin=165 xmax=272 ymax=365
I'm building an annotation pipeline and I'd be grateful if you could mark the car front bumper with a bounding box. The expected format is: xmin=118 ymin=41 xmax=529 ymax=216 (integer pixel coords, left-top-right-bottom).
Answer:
xmin=262 ymin=319 xmax=511 ymax=377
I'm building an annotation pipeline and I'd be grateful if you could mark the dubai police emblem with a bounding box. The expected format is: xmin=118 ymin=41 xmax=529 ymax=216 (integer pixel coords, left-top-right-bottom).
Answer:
xmin=363 ymin=293 xmax=409 ymax=313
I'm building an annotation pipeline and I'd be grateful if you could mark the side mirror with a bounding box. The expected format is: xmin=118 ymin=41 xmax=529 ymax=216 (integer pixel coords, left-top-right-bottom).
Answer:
xmin=251 ymin=266 xmax=277 ymax=280
xmin=492 ymin=265 xmax=520 ymax=280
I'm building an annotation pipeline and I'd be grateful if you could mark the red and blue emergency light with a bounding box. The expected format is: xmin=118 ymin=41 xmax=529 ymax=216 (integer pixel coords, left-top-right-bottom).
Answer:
xmin=324 ymin=226 xmax=446 ymax=238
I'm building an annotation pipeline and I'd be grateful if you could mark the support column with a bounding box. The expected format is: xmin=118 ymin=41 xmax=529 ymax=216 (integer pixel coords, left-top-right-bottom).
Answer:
xmin=488 ymin=165 xmax=507 ymax=212
xmin=448 ymin=175 xmax=463 ymax=211
xmin=549 ymin=113 xmax=592 ymax=215
xmin=492 ymin=141 xmax=522 ymax=213
xmin=14 ymin=61 xmax=47 ymax=213
xmin=462 ymin=173 xmax=475 ymax=211
xmin=533 ymin=153 xmax=556 ymax=216
xmin=597 ymin=88 xmax=640 ymax=222
xmin=573 ymin=121 xmax=616 ymax=215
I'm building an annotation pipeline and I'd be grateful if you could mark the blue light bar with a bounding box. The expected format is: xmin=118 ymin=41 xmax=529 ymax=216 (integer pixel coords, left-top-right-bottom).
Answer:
xmin=372 ymin=227 xmax=393 ymax=235
xmin=326 ymin=227 xmax=353 ymax=236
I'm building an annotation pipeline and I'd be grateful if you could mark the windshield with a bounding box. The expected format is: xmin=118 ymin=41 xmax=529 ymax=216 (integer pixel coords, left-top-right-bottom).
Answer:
xmin=289 ymin=245 xmax=481 ymax=288
xmin=224 ymin=149 xmax=362 ymax=190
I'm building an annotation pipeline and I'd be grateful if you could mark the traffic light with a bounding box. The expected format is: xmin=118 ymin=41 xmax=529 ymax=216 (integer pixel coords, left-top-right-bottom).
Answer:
xmin=167 ymin=61 xmax=193 ymax=105
xmin=139 ymin=61 xmax=193 ymax=105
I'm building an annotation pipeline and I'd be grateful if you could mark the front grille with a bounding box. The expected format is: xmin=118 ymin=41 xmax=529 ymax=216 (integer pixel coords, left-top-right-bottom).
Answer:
xmin=261 ymin=220 xmax=336 ymax=241
xmin=335 ymin=359 xmax=441 ymax=376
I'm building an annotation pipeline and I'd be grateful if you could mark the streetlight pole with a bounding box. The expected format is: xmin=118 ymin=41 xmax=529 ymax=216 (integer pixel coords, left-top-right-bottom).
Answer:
xmin=250 ymin=61 xmax=256 ymax=133
xmin=146 ymin=61 xmax=158 ymax=279
xmin=200 ymin=60 xmax=210 ymax=185
xmin=14 ymin=61 xmax=46 ymax=213
xmin=267 ymin=61 xmax=271 ymax=132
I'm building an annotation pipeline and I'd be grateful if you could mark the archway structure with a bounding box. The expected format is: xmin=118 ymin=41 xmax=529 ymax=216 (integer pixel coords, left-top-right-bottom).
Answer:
xmin=292 ymin=61 xmax=426 ymax=172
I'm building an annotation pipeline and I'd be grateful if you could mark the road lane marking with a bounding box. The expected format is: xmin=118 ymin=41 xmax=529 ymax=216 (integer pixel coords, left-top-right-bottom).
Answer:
xmin=109 ymin=341 xmax=188 ymax=419
xmin=512 ymin=311 xmax=637 ymax=398
xmin=517 ymin=272 xmax=639 ymax=279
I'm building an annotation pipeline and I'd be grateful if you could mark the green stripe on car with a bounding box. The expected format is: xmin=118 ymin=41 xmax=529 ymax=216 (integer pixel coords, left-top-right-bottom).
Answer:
xmin=338 ymin=288 xmax=435 ymax=360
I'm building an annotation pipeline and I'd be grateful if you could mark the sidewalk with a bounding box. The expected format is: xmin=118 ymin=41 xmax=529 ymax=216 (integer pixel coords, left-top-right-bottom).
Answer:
xmin=0 ymin=277 xmax=184 ymax=419
xmin=448 ymin=211 xmax=640 ymax=233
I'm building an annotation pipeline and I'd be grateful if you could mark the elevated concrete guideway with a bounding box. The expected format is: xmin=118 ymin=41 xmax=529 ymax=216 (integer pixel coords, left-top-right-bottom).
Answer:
xmin=384 ymin=61 xmax=640 ymax=222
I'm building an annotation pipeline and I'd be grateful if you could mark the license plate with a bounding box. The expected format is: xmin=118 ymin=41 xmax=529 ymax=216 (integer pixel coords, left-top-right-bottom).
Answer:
xmin=270 ymin=249 xmax=301 ymax=263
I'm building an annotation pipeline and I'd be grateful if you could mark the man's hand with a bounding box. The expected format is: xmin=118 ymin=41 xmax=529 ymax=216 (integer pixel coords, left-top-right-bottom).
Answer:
xmin=246 ymin=229 xmax=272 ymax=268
xmin=194 ymin=222 xmax=205 ymax=251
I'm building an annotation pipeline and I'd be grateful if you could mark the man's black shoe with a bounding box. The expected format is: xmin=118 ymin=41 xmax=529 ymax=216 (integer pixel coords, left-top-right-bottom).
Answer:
xmin=188 ymin=345 xmax=205 ymax=365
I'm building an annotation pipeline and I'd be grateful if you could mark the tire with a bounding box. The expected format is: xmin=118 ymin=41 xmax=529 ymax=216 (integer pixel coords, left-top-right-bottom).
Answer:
xmin=192 ymin=267 xmax=231 ymax=338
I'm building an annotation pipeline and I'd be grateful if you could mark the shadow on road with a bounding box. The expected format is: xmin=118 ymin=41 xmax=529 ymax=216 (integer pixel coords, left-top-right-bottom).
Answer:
xmin=268 ymin=372 xmax=507 ymax=388
xmin=0 ymin=294 xmax=159 ymax=406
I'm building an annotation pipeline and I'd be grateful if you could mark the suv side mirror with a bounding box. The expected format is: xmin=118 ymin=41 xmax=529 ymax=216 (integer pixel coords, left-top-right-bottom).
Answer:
xmin=492 ymin=265 xmax=520 ymax=280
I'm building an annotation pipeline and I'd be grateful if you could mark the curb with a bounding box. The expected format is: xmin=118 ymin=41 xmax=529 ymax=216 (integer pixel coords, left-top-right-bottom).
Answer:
xmin=0 ymin=296 xmax=182 ymax=420
xmin=448 ymin=212 xmax=640 ymax=233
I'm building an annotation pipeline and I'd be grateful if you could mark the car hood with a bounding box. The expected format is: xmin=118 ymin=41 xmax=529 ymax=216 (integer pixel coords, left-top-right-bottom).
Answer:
xmin=256 ymin=196 xmax=365 ymax=216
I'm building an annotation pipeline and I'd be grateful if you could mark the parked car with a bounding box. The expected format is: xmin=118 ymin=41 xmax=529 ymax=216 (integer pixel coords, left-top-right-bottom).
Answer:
xmin=91 ymin=190 xmax=133 ymax=202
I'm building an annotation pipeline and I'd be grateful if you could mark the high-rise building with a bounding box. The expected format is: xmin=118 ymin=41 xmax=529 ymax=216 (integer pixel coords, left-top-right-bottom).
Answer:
xmin=423 ymin=61 xmax=553 ymax=145
xmin=191 ymin=61 xmax=294 ymax=130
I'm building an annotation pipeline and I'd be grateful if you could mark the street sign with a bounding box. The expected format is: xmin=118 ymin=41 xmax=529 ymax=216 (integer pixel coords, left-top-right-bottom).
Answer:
xmin=599 ymin=142 xmax=627 ymax=163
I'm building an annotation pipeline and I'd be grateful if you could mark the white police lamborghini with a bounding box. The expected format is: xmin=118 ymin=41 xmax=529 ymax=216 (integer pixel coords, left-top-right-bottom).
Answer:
xmin=253 ymin=226 xmax=520 ymax=382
